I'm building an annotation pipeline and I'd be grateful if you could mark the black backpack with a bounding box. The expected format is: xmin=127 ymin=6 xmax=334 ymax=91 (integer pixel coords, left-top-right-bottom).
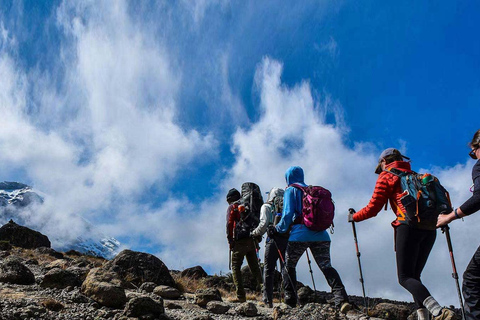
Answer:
xmin=234 ymin=182 xmax=264 ymax=240
xmin=386 ymin=168 xmax=452 ymax=230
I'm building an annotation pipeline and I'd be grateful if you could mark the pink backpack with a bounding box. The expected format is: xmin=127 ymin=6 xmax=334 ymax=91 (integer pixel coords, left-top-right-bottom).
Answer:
xmin=291 ymin=184 xmax=335 ymax=231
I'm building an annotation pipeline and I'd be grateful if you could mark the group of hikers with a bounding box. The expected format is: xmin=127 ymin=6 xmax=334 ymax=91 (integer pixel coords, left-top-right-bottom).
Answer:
xmin=225 ymin=129 xmax=480 ymax=320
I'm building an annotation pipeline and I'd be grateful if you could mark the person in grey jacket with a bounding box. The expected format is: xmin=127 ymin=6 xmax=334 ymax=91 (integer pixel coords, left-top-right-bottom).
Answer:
xmin=251 ymin=187 xmax=285 ymax=307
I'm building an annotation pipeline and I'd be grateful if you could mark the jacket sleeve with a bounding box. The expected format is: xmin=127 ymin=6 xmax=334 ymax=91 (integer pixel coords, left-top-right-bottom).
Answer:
xmin=354 ymin=173 xmax=393 ymax=222
xmin=460 ymin=163 xmax=480 ymax=215
xmin=275 ymin=187 xmax=297 ymax=233
xmin=251 ymin=203 xmax=271 ymax=237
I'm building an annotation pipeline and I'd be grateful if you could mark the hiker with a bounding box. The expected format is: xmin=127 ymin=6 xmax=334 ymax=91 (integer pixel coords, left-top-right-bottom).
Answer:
xmin=269 ymin=166 xmax=351 ymax=311
xmin=250 ymin=187 xmax=286 ymax=308
xmin=226 ymin=187 xmax=263 ymax=302
xmin=437 ymin=129 xmax=480 ymax=320
xmin=349 ymin=148 xmax=456 ymax=320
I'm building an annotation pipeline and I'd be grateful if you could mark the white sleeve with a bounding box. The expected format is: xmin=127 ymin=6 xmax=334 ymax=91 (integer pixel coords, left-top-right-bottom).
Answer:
xmin=251 ymin=204 xmax=272 ymax=237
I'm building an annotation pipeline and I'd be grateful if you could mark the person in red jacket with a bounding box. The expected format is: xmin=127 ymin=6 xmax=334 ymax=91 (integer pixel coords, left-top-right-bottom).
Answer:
xmin=349 ymin=148 xmax=456 ymax=320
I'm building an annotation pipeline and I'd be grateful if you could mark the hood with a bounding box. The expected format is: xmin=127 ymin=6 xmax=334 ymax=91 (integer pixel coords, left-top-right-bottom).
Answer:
xmin=385 ymin=161 xmax=412 ymax=172
xmin=285 ymin=166 xmax=305 ymax=186
xmin=267 ymin=187 xmax=284 ymax=204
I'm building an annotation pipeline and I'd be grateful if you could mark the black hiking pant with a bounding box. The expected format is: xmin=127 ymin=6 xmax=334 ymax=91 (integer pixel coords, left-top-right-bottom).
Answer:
xmin=283 ymin=241 xmax=348 ymax=308
xmin=263 ymin=235 xmax=288 ymax=304
xmin=395 ymin=225 xmax=436 ymax=309
xmin=463 ymin=244 xmax=480 ymax=320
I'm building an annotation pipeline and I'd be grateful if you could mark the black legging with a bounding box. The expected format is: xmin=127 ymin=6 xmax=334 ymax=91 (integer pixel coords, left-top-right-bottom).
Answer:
xmin=395 ymin=224 xmax=436 ymax=308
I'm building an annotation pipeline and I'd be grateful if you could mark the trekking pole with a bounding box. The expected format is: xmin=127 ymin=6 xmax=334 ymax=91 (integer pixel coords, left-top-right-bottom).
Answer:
xmin=229 ymin=250 xmax=232 ymax=270
xmin=442 ymin=225 xmax=466 ymax=320
xmin=272 ymin=238 xmax=298 ymax=302
xmin=305 ymin=249 xmax=317 ymax=292
xmin=349 ymin=209 xmax=368 ymax=314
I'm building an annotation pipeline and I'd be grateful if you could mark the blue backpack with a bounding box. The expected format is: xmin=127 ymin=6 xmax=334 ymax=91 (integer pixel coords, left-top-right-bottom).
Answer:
xmin=386 ymin=168 xmax=452 ymax=230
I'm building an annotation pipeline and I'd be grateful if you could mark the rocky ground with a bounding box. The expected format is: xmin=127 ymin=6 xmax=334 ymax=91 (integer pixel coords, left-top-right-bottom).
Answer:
xmin=0 ymin=220 xmax=461 ymax=320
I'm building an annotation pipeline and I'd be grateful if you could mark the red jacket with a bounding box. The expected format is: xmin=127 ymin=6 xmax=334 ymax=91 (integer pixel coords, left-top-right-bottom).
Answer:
xmin=226 ymin=203 xmax=240 ymax=243
xmin=353 ymin=161 xmax=412 ymax=227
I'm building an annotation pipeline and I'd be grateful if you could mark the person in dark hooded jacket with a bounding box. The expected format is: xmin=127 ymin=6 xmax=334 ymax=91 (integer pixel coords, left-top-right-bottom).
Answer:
xmin=270 ymin=166 xmax=350 ymax=311
xmin=438 ymin=129 xmax=480 ymax=320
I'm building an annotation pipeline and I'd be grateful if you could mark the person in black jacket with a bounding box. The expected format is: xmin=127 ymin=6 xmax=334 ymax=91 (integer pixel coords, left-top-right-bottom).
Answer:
xmin=438 ymin=129 xmax=480 ymax=320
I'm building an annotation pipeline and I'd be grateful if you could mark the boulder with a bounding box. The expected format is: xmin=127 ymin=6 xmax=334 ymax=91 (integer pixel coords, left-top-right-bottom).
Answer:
xmin=369 ymin=302 xmax=411 ymax=320
xmin=0 ymin=257 xmax=35 ymax=285
xmin=194 ymin=288 xmax=222 ymax=307
xmin=206 ymin=301 xmax=230 ymax=314
xmin=41 ymin=268 xmax=82 ymax=289
xmin=153 ymin=285 xmax=182 ymax=299
xmin=66 ymin=266 xmax=90 ymax=282
xmin=45 ymin=259 xmax=69 ymax=270
xmin=0 ymin=220 xmax=50 ymax=249
xmin=139 ymin=282 xmax=157 ymax=293
xmin=103 ymin=249 xmax=175 ymax=288
xmin=180 ymin=266 xmax=208 ymax=279
xmin=0 ymin=240 xmax=12 ymax=251
xmin=34 ymin=247 xmax=64 ymax=259
xmin=123 ymin=296 xmax=164 ymax=317
xmin=235 ymin=302 xmax=258 ymax=317
xmin=81 ymin=267 xmax=127 ymax=309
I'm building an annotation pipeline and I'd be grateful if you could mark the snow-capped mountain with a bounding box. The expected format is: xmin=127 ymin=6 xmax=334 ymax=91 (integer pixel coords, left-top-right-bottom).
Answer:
xmin=0 ymin=181 xmax=121 ymax=259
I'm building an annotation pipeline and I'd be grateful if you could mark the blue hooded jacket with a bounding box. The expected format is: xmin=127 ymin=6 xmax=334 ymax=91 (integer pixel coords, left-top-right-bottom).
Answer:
xmin=275 ymin=166 xmax=330 ymax=242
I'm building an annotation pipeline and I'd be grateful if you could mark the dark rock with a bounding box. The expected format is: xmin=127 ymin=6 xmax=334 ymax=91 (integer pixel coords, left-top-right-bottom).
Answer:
xmin=65 ymin=249 xmax=83 ymax=256
xmin=206 ymin=301 xmax=230 ymax=314
xmin=180 ymin=266 xmax=208 ymax=279
xmin=104 ymin=249 xmax=175 ymax=288
xmin=81 ymin=267 xmax=127 ymax=309
xmin=139 ymin=282 xmax=157 ymax=293
xmin=35 ymin=247 xmax=64 ymax=259
xmin=153 ymin=286 xmax=182 ymax=300
xmin=40 ymin=299 xmax=64 ymax=311
xmin=41 ymin=268 xmax=82 ymax=289
xmin=66 ymin=266 xmax=91 ymax=282
xmin=153 ymin=285 xmax=182 ymax=299
xmin=25 ymin=259 xmax=38 ymax=265
xmin=0 ymin=257 xmax=35 ymax=285
xmin=235 ymin=302 xmax=258 ymax=317
xmin=369 ymin=302 xmax=411 ymax=320
xmin=72 ymin=257 xmax=96 ymax=268
xmin=165 ymin=302 xmax=182 ymax=309
xmin=0 ymin=240 xmax=12 ymax=251
xmin=202 ymin=275 xmax=233 ymax=291
xmin=123 ymin=296 xmax=164 ymax=317
xmin=0 ymin=220 xmax=50 ymax=249
xmin=194 ymin=288 xmax=222 ymax=307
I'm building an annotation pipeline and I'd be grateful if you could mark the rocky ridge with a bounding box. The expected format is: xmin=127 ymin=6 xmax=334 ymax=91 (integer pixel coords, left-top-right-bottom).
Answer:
xmin=0 ymin=221 xmax=461 ymax=320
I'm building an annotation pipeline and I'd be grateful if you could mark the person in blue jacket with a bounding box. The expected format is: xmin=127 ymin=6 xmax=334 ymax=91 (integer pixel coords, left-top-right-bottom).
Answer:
xmin=269 ymin=166 xmax=351 ymax=311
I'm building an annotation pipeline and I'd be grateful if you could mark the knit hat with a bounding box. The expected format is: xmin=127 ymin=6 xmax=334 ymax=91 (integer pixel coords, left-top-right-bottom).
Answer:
xmin=226 ymin=188 xmax=241 ymax=203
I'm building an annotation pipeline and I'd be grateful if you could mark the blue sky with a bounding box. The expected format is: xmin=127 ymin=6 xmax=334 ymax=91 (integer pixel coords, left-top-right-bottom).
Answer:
xmin=1 ymin=0 xmax=479 ymax=306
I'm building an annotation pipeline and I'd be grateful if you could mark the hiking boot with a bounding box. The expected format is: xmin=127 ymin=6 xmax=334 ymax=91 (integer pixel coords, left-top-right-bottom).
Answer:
xmin=433 ymin=308 xmax=457 ymax=320
xmin=340 ymin=302 xmax=353 ymax=314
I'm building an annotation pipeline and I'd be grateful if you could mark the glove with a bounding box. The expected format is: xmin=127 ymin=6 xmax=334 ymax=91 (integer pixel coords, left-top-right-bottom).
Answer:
xmin=267 ymin=225 xmax=278 ymax=238
xmin=348 ymin=208 xmax=356 ymax=223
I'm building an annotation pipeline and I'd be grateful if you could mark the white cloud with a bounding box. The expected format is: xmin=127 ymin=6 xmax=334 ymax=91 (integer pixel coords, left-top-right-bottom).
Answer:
xmin=0 ymin=1 xmax=216 ymax=248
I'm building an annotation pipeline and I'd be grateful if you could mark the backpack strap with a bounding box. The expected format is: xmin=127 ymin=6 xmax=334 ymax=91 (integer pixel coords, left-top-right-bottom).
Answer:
xmin=290 ymin=183 xmax=306 ymax=191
